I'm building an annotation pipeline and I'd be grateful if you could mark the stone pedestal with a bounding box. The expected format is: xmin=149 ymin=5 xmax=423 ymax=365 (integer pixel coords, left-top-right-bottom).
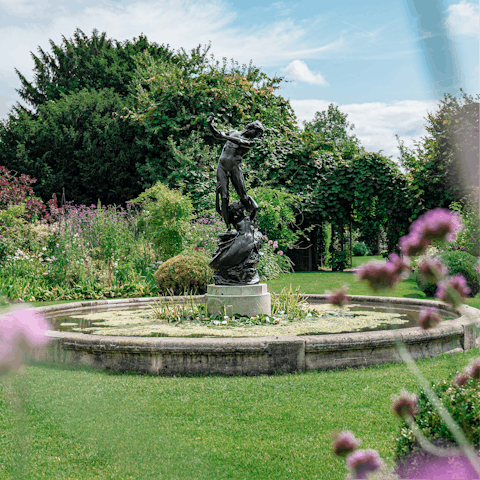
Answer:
xmin=205 ymin=283 xmax=271 ymax=317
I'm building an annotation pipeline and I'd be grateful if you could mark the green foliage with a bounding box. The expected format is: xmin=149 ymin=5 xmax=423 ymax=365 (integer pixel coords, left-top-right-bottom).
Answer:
xmin=397 ymin=90 xmax=479 ymax=219
xmin=258 ymin=240 xmax=293 ymax=280
xmin=0 ymin=204 xmax=31 ymax=262
xmin=438 ymin=250 xmax=480 ymax=296
xmin=153 ymin=254 xmax=212 ymax=295
xmin=183 ymin=212 xmax=224 ymax=257
xmin=129 ymin=48 xmax=297 ymax=191
xmin=250 ymin=187 xmax=301 ymax=250
xmin=14 ymin=28 xmax=176 ymax=111
xmin=449 ymin=200 xmax=480 ymax=257
xmin=394 ymin=376 xmax=480 ymax=460
xmin=0 ymin=88 xmax=146 ymax=205
xmin=165 ymin=131 xmax=218 ymax=211
xmin=132 ymin=182 xmax=194 ymax=260
xmin=327 ymin=250 xmax=349 ymax=271
xmin=352 ymin=241 xmax=371 ymax=257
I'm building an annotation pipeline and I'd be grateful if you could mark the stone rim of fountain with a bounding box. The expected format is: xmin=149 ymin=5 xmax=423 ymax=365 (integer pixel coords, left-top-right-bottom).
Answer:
xmin=31 ymin=295 xmax=479 ymax=376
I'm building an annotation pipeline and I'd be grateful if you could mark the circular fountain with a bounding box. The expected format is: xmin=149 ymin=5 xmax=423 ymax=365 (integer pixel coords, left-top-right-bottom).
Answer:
xmin=32 ymin=295 xmax=479 ymax=376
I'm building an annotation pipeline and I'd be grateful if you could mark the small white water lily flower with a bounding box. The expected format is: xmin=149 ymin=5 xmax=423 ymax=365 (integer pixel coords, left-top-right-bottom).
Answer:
xmin=279 ymin=311 xmax=285 ymax=315
xmin=265 ymin=317 xmax=270 ymax=323
xmin=224 ymin=315 xmax=229 ymax=320
xmin=221 ymin=320 xmax=228 ymax=325
xmin=306 ymin=313 xmax=312 ymax=318
xmin=213 ymin=320 xmax=220 ymax=326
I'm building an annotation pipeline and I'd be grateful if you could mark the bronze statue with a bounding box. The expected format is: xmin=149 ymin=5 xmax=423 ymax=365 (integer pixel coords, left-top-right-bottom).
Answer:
xmin=206 ymin=115 xmax=265 ymax=285
xmin=207 ymin=114 xmax=264 ymax=232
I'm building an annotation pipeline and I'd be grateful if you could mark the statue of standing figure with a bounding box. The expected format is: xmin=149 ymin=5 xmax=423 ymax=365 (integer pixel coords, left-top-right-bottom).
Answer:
xmin=206 ymin=114 xmax=265 ymax=285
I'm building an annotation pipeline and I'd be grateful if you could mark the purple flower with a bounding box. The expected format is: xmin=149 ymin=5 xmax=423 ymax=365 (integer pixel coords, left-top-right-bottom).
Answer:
xmin=399 ymin=208 xmax=462 ymax=257
xmin=418 ymin=307 xmax=441 ymax=330
xmin=346 ymin=449 xmax=384 ymax=479
xmin=418 ymin=257 xmax=448 ymax=284
xmin=435 ymin=275 xmax=471 ymax=307
xmin=399 ymin=232 xmax=429 ymax=257
xmin=277 ymin=250 xmax=283 ymax=255
xmin=391 ymin=390 xmax=418 ymax=418
xmin=453 ymin=372 xmax=470 ymax=387
xmin=465 ymin=358 xmax=480 ymax=380
xmin=326 ymin=286 xmax=350 ymax=307
xmin=356 ymin=260 xmax=400 ymax=291
xmin=0 ymin=309 xmax=51 ymax=374
xmin=332 ymin=430 xmax=362 ymax=457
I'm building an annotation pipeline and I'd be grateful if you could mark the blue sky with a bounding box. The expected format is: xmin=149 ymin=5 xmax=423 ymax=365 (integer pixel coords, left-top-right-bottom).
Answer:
xmin=0 ymin=0 xmax=478 ymax=161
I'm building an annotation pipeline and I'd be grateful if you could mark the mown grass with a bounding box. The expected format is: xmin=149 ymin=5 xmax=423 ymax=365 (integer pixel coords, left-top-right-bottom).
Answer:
xmin=3 ymin=255 xmax=478 ymax=479
xmin=1 ymin=349 xmax=479 ymax=480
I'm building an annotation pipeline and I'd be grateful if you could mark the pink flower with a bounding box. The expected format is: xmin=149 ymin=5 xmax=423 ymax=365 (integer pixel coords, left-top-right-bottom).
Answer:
xmin=268 ymin=240 xmax=273 ymax=245
xmin=332 ymin=430 xmax=362 ymax=457
xmin=273 ymin=241 xmax=278 ymax=249
xmin=0 ymin=309 xmax=51 ymax=374
xmin=391 ymin=390 xmax=418 ymax=418
xmin=356 ymin=260 xmax=400 ymax=291
xmin=418 ymin=307 xmax=441 ymax=330
xmin=418 ymin=257 xmax=448 ymax=284
xmin=399 ymin=208 xmax=462 ymax=257
xmin=326 ymin=286 xmax=350 ymax=307
xmin=277 ymin=250 xmax=283 ymax=255
xmin=465 ymin=358 xmax=480 ymax=380
xmin=399 ymin=232 xmax=429 ymax=257
xmin=346 ymin=449 xmax=385 ymax=479
xmin=453 ymin=372 xmax=470 ymax=387
xmin=435 ymin=275 xmax=471 ymax=307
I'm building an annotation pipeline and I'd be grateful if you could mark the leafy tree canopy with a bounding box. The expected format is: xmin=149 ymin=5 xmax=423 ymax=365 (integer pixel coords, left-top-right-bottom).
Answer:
xmin=397 ymin=90 xmax=479 ymax=220
xmin=14 ymin=28 xmax=176 ymax=112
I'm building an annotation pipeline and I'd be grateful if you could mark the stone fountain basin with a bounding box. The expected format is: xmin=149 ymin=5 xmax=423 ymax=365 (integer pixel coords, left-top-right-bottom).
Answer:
xmin=31 ymin=295 xmax=479 ymax=376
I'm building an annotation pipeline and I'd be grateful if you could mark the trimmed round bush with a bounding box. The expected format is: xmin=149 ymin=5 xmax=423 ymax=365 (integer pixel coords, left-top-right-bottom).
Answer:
xmin=153 ymin=254 xmax=213 ymax=295
xmin=394 ymin=376 xmax=480 ymax=462
xmin=352 ymin=241 xmax=371 ymax=257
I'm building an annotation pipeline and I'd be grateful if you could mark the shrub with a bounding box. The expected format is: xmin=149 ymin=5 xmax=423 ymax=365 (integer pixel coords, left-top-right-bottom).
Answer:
xmin=438 ymin=250 xmax=480 ymax=296
xmin=352 ymin=241 xmax=371 ymax=257
xmin=183 ymin=212 xmax=224 ymax=257
xmin=258 ymin=237 xmax=293 ymax=280
xmin=153 ymin=254 xmax=212 ymax=295
xmin=394 ymin=376 xmax=480 ymax=461
xmin=131 ymin=182 xmax=193 ymax=260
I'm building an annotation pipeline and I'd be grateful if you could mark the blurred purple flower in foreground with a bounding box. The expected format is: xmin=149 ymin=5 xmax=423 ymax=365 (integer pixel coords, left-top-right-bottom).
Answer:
xmin=453 ymin=372 xmax=470 ymax=387
xmin=399 ymin=208 xmax=462 ymax=257
xmin=391 ymin=390 xmax=418 ymax=418
xmin=418 ymin=307 xmax=441 ymax=330
xmin=332 ymin=430 xmax=362 ymax=457
xmin=418 ymin=258 xmax=448 ymax=284
xmin=356 ymin=254 xmax=409 ymax=291
xmin=326 ymin=286 xmax=350 ymax=307
xmin=0 ymin=309 xmax=51 ymax=374
xmin=435 ymin=275 xmax=471 ymax=307
xmin=346 ymin=449 xmax=384 ymax=479
xmin=466 ymin=358 xmax=480 ymax=380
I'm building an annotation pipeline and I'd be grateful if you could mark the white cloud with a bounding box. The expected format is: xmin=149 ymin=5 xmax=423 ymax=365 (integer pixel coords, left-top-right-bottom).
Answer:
xmin=446 ymin=1 xmax=479 ymax=37
xmin=290 ymin=99 xmax=438 ymax=162
xmin=284 ymin=60 xmax=328 ymax=86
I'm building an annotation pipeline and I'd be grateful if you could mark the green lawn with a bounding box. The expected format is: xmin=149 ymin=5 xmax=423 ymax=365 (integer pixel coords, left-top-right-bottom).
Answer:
xmin=1 ymin=349 xmax=478 ymax=480
xmin=3 ymin=255 xmax=478 ymax=479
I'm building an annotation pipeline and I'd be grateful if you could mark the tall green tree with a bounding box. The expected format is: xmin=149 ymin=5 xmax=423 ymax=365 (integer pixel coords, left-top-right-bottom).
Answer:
xmin=14 ymin=28 xmax=176 ymax=112
xmin=0 ymin=89 xmax=145 ymax=205
xmin=128 ymin=48 xmax=298 ymax=208
xmin=397 ymin=90 xmax=479 ymax=220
